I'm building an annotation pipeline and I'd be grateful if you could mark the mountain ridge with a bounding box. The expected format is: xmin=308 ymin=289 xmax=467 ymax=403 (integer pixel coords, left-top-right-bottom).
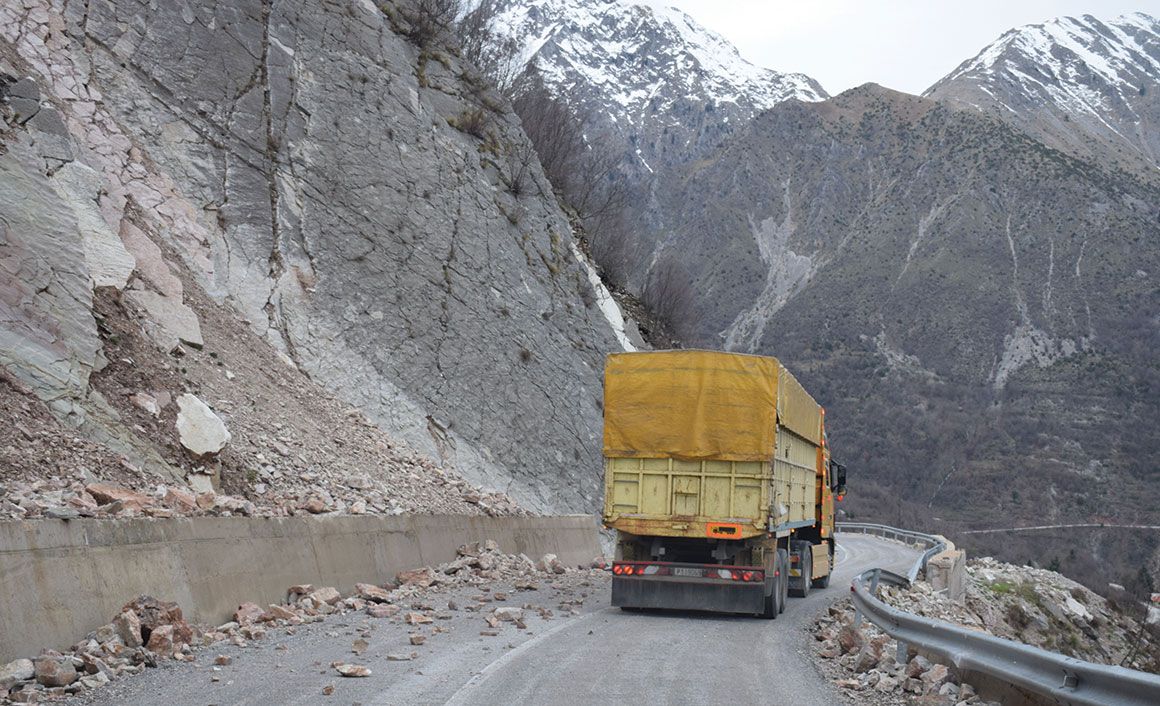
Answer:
xmin=926 ymin=11 xmax=1160 ymax=173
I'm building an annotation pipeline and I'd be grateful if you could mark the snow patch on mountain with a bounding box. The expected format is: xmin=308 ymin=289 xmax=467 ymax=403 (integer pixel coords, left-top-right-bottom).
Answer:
xmin=935 ymin=13 xmax=1157 ymax=118
xmin=491 ymin=0 xmax=827 ymax=125
xmin=571 ymin=241 xmax=636 ymax=351
xmin=927 ymin=12 xmax=1160 ymax=169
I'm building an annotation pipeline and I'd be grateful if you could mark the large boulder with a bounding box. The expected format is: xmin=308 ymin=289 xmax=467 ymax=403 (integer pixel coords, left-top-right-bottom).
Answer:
xmin=175 ymin=394 xmax=230 ymax=455
xmin=0 ymin=659 xmax=34 ymax=692
xmin=33 ymin=657 xmax=77 ymax=687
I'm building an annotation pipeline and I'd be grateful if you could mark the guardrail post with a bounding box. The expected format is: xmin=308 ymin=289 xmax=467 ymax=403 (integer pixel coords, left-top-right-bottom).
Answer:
xmin=896 ymin=639 xmax=907 ymax=664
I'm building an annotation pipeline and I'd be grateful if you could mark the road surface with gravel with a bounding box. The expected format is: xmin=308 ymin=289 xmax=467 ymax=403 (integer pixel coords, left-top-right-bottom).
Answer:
xmin=70 ymin=533 xmax=917 ymax=706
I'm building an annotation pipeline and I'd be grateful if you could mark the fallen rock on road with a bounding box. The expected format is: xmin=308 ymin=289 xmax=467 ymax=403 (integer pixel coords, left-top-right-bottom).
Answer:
xmin=2 ymin=541 xmax=608 ymax=704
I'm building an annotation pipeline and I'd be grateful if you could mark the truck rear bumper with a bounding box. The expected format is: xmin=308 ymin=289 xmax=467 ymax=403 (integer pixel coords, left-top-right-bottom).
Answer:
xmin=611 ymin=576 xmax=765 ymax=614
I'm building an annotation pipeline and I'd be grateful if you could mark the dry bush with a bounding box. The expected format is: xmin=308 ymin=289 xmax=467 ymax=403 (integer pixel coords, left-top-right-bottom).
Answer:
xmin=456 ymin=0 xmax=523 ymax=97
xmin=448 ymin=107 xmax=489 ymax=139
xmin=643 ymin=253 xmax=695 ymax=337
xmin=501 ymin=140 xmax=539 ymax=197
xmin=587 ymin=210 xmax=633 ymax=289
xmin=511 ymin=74 xmax=587 ymax=192
xmin=401 ymin=0 xmax=459 ymax=48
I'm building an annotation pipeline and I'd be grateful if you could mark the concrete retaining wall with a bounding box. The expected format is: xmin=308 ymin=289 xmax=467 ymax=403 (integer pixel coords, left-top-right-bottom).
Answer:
xmin=0 ymin=514 xmax=599 ymax=663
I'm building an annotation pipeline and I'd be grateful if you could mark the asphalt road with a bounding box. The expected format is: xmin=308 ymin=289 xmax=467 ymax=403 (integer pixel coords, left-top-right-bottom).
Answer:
xmin=445 ymin=533 xmax=916 ymax=706
xmin=72 ymin=533 xmax=916 ymax=706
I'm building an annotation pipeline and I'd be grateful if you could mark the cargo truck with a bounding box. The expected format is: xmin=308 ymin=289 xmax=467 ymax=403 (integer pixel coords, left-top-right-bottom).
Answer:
xmin=601 ymin=350 xmax=847 ymax=618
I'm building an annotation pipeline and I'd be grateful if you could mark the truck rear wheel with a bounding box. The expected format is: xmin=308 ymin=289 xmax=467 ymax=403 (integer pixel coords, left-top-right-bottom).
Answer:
xmin=760 ymin=581 xmax=780 ymax=619
xmin=761 ymin=553 xmax=780 ymax=619
xmin=790 ymin=543 xmax=811 ymax=598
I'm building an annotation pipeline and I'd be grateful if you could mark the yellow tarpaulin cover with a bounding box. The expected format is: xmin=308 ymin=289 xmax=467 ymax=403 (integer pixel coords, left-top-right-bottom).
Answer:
xmin=603 ymin=350 xmax=781 ymax=461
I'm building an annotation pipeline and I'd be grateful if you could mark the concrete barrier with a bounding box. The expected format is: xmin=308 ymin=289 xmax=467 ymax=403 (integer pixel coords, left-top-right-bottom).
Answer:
xmin=927 ymin=548 xmax=967 ymax=603
xmin=0 ymin=514 xmax=600 ymax=663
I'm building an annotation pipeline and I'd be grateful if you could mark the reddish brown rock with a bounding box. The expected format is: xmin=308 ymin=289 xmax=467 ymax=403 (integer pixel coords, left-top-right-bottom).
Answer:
xmin=233 ymin=602 xmax=264 ymax=626
xmin=33 ymin=658 xmax=77 ymax=687
xmin=145 ymin=624 xmax=175 ymax=655
xmin=367 ymin=604 xmax=400 ymax=619
xmin=307 ymin=587 xmax=341 ymax=606
xmin=334 ymin=663 xmax=370 ymax=677
xmin=836 ymin=625 xmax=864 ymax=655
xmin=302 ymin=497 xmax=330 ymax=514
xmin=163 ymin=488 xmax=198 ymax=512
xmin=264 ymin=605 xmax=298 ymax=621
xmin=396 ymin=568 xmax=435 ymax=587
xmin=122 ymin=596 xmax=193 ymax=648
xmin=85 ymin=483 xmax=152 ymax=510
xmin=404 ymin=612 xmax=433 ymax=625
xmin=354 ymin=583 xmax=391 ymax=603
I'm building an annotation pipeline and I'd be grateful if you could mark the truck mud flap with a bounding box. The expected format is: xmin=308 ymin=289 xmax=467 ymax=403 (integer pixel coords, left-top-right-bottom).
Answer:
xmin=612 ymin=577 xmax=765 ymax=615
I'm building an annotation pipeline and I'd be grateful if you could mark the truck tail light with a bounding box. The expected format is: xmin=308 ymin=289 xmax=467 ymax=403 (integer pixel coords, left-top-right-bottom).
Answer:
xmin=611 ymin=562 xmax=763 ymax=582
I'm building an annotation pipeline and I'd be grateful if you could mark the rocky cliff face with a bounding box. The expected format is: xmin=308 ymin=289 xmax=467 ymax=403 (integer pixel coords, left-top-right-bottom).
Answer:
xmin=926 ymin=12 xmax=1160 ymax=174
xmin=1 ymin=0 xmax=626 ymax=513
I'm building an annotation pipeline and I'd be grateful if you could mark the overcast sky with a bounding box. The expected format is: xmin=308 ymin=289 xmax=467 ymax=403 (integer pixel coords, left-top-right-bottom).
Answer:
xmin=638 ymin=1 xmax=1160 ymax=95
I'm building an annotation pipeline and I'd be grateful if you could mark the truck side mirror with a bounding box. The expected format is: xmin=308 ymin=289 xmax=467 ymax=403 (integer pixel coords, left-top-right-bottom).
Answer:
xmin=834 ymin=463 xmax=847 ymax=496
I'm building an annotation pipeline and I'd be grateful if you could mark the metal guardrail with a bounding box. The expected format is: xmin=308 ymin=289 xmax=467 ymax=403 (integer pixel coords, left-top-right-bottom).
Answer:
xmin=836 ymin=522 xmax=1160 ymax=706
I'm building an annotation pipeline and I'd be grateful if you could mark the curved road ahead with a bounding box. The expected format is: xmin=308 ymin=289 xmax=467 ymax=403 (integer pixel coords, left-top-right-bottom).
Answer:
xmin=75 ymin=534 xmax=916 ymax=706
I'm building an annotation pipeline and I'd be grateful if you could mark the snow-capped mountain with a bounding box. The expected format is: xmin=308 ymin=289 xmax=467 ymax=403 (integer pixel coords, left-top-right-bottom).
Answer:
xmin=926 ymin=12 xmax=1160 ymax=172
xmin=489 ymin=0 xmax=827 ymax=173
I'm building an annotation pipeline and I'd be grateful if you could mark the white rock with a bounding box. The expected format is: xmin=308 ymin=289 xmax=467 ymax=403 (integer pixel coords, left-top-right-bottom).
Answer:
xmin=1064 ymin=595 xmax=1091 ymax=621
xmin=126 ymin=290 xmax=204 ymax=351
xmin=1 ymin=658 xmax=35 ymax=691
xmin=188 ymin=473 xmax=214 ymax=494
xmin=129 ymin=392 xmax=160 ymax=416
xmin=1147 ymin=605 xmax=1160 ymax=628
xmin=176 ymin=394 xmax=231 ymax=455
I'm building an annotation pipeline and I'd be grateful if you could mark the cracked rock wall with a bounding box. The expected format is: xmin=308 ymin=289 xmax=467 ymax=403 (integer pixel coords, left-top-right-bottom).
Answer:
xmin=1 ymin=0 xmax=622 ymax=512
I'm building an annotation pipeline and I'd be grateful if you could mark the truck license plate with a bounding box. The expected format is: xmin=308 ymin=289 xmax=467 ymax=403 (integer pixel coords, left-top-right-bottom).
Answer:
xmin=673 ymin=567 xmax=703 ymax=578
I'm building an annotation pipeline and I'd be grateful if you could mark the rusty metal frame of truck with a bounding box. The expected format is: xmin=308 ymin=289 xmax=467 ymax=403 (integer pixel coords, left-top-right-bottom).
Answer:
xmin=601 ymin=350 xmax=841 ymax=616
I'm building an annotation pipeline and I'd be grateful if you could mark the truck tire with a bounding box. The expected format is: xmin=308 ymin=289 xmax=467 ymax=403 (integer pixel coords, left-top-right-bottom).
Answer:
xmin=761 ymin=553 xmax=779 ymax=619
xmin=761 ymin=581 xmax=779 ymax=619
xmin=790 ymin=544 xmax=811 ymax=598
xmin=777 ymin=549 xmax=789 ymax=613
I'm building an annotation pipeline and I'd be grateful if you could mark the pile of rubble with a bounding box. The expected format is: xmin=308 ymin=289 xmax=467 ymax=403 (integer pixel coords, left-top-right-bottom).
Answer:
xmin=812 ymin=600 xmax=993 ymax=705
xmin=0 ymin=596 xmax=197 ymax=704
xmin=0 ymin=542 xmax=603 ymax=703
xmin=879 ymin=557 xmax=1159 ymax=669
xmin=812 ymin=557 xmax=1160 ymax=705
xmin=0 ymin=468 xmax=524 ymax=522
xmin=0 ymin=283 xmax=528 ymax=524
